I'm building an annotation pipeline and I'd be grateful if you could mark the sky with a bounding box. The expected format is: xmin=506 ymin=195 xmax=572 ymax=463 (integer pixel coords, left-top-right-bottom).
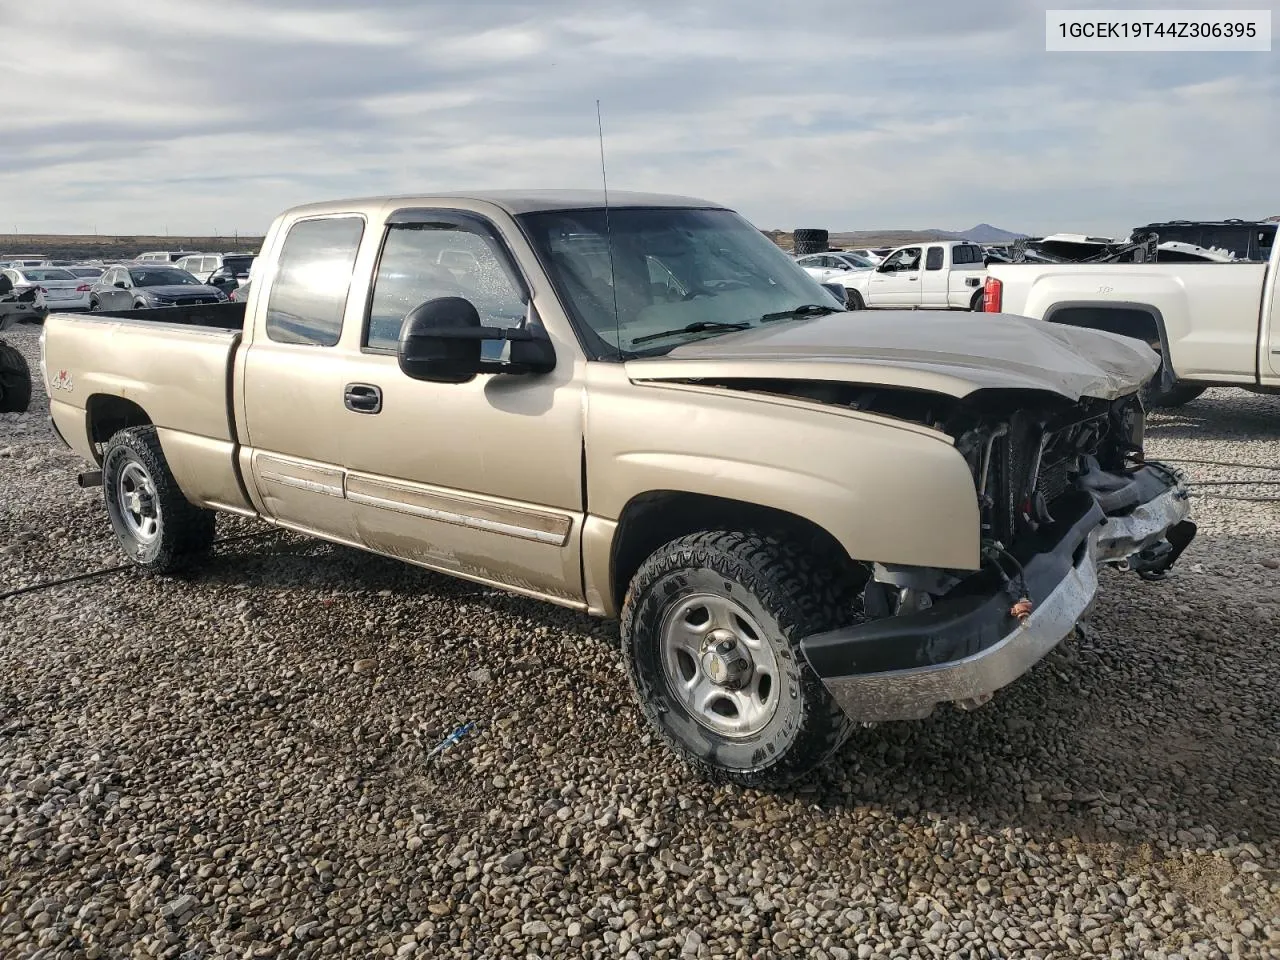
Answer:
xmin=2 ymin=0 xmax=1276 ymax=237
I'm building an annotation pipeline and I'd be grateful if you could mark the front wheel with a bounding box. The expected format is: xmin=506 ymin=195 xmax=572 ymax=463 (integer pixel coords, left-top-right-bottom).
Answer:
xmin=621 ymin=531 xmax=856 ymax=788
xmin=102 ymin=426 xmax=215 ymax=573
xmin=845 ymin=290 xmax=865 ymax=310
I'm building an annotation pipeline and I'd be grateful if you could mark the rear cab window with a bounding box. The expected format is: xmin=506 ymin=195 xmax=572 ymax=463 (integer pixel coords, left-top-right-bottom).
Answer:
xmin=925 ymin=247 xmax=944 ymax=270
xmin=265 ymin=216 xmax=365 ymax=347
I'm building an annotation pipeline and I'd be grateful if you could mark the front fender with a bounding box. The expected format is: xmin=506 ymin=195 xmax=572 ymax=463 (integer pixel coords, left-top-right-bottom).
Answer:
xmin=585 ymin=369 xmax=981 ymax=572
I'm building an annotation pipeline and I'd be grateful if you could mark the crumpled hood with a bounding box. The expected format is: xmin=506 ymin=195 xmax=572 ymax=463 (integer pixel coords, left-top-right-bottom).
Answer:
xmin=626 ymin=311 xmax=1159 ymax=401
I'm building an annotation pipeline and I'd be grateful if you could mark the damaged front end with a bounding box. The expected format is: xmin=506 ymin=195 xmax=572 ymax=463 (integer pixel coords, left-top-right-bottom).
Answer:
xmin=800 ymin=388 xmax=1195 ymax=723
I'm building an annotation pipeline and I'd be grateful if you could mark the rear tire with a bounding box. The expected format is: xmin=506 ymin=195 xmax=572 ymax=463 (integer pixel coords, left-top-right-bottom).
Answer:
xmin=102 ymin=426 xmax=215 ymax=574
xmin=0 ymin=341 xmax=32 ymax=414
xmin=1141 ymin=352 xmax=1207 ymax=408
xmin=1143 ymin=381 xmax=1207 ymax=408
xmin=970 ymin=290 xmax=983 ymax=312
xmin=621 ymin=531 xmax=856 ymax=788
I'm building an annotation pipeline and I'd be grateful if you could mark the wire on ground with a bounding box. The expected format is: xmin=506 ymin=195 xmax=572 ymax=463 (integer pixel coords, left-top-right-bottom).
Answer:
xmin=0 ymin=530 xmax=281 ymax=602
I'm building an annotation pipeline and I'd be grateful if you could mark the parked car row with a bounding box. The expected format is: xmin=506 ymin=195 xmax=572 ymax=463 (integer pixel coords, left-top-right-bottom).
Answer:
xmin=0 ymin=250 xmax=257 ymax=315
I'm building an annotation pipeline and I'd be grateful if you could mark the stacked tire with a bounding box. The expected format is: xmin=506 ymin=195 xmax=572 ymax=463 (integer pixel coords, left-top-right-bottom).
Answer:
xmin=793 ymin=228 xmax=829 ymax=256
xmin=0 ymin=341 xmax=32 ymax=414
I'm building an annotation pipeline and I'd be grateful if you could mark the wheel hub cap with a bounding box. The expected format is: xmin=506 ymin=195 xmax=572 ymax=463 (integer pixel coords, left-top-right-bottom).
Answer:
xmin=660 ymin=593 xmax=781 ymax=739
xmin=701 ymin=631 xmax=753 ymax=689
xmin=117 ymin=461 xmax=160 ymax=544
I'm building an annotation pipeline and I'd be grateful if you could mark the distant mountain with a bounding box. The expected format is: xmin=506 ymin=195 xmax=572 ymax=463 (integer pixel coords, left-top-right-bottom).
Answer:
xmin=765 ymin=223 xmax=1030 ymax=252
xmin=958 ymin=223 xmax=1028 ymax=243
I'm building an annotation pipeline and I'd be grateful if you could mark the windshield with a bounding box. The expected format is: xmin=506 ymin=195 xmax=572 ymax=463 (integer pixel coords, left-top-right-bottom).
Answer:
xmin=68 ymin=267 xmax=103 ymax=277
xmin=22 ymin=268 xmax=76 ymax=281
xmin=130 ymin=268 xmax=200 ymax=286
xmin=519 ymin=207 xmax=840 ymax=358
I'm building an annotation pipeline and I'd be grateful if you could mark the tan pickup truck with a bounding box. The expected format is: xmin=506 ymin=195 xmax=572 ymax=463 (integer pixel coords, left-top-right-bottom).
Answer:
xmin=40 ymin=191 xmax=1195 ymax=787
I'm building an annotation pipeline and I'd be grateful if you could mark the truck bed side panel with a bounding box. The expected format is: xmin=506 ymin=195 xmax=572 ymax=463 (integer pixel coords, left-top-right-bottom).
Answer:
xmin=989 ymin=263 xmax=1267 ymax=382
xmin=43 ymin=313 xmax=251 ymax=512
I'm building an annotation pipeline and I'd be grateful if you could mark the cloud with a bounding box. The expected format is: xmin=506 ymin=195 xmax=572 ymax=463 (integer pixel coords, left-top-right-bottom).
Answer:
xmin=3 ymin=0 xmax=1276 ymax=235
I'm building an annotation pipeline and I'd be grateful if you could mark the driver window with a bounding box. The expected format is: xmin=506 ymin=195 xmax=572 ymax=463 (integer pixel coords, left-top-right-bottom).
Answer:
xmin=882 ymin=248 xmax=921 ymax=272
xmin=365 ymin=222 xmax=526 ymax=353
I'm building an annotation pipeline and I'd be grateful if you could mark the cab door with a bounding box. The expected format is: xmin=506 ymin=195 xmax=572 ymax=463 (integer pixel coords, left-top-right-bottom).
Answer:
xmin=867 ymin=247 xmax=923 ymax=306
xmin=919 ymin=245 xmax=948 ymax=306
xmin=336 ymin=208 xmax=586 ymax=605
xmin=101 ymin=268 xmax=133 ymax=310
xmin=239 ymin=213 xmax=369 ymax=545
xmin=1263 ymin=240 xmax=1280 ymax=382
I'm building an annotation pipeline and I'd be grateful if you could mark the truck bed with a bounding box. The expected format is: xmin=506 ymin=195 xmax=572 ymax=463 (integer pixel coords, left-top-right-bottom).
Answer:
xmin=89 ymin=301 xmax=246 ymax=330
xmin=44 ymin=307 xmax=243 ymax=456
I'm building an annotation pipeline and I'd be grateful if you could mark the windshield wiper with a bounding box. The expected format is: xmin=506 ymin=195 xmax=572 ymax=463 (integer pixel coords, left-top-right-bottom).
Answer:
xmin=759 ymin=303 xmax=840 ymax=322
xmin=631 ymin=321 xmax=752 ymax=345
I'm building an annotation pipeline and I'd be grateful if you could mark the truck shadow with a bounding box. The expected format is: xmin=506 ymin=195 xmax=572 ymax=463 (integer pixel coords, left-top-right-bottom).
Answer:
xmin=1146 ymin=389 xmax=1280 ymax=443
xmin=203 ymin=527 xmax=1280 ymax=851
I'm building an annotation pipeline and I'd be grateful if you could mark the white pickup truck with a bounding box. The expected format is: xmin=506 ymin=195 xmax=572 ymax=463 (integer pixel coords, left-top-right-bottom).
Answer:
xmin=842 ymin=240 xmax=987 ymax=311
xmin=984 ymin=229 xmax=1280 ymax=407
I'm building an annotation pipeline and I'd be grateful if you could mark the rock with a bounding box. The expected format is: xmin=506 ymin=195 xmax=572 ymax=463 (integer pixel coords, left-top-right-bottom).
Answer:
xmin=522 ymin=920 xmax=550 ymax=936
xmin=161 ymin=895 xmax=198 ymax=920
xmin=352 ymin=659 xmax=376 ymax=674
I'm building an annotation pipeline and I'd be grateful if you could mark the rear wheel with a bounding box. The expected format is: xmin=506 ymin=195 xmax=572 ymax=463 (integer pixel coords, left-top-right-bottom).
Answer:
xmin=102 ymin=426 xmax=215 ymax=573
xmin=0 ymin=341 xmax=32 ymax=413
xmin=970 ymin=290 xmax=983 ymax=312
xmin=1141 ymin=350 xmax=1207 ymax=408
xmin=621 ymin=531 xmax=856 ymax=788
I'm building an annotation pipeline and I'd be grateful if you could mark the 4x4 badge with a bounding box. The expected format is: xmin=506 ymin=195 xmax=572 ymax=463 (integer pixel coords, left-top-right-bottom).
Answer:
xmin=51 ymin=369 xmax=74 ymax=392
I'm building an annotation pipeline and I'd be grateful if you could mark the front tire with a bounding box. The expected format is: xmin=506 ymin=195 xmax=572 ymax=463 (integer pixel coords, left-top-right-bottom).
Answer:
xmin=621 ymin=531 xmax=856 ymax=788
xmin=0 ymin=341 xmax=32 ymax=414
xmin=845 ymin=290 xmax=865 ymax=310
xmin=102 ymin=426 xmax=215 ymax=573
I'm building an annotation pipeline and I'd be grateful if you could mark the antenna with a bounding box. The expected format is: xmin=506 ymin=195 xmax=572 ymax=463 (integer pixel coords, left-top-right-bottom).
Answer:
xmin=596 ymin=99 xmax=621 ymax=351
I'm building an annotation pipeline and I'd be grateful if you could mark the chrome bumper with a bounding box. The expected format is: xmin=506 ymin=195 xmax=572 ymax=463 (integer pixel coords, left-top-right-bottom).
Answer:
xmin=814 ymin=479 xmax=1192 ymax=724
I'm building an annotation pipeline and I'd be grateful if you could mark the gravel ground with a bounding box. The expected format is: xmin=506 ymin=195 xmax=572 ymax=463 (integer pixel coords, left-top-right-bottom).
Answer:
xmin=2 ymin=321 xmax=1279 ymax=960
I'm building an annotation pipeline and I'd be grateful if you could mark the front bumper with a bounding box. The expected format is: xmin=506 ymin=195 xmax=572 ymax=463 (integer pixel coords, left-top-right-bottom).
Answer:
xmin=802 ymin=465 xmax=1193 ymax=723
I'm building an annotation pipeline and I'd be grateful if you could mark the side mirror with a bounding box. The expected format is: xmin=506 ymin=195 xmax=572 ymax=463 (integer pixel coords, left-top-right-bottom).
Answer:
xmin=397 ymin=297 xmax=556 ymax=385
xmin=114 ymin=280 xmax=127 ymax=289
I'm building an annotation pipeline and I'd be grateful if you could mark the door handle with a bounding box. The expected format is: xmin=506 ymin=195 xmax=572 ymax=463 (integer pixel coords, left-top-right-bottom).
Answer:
xmin=344 ymin=383 xmax=383 ymax=414
xmin=906 ymin=277 xmax=918 ymax=281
